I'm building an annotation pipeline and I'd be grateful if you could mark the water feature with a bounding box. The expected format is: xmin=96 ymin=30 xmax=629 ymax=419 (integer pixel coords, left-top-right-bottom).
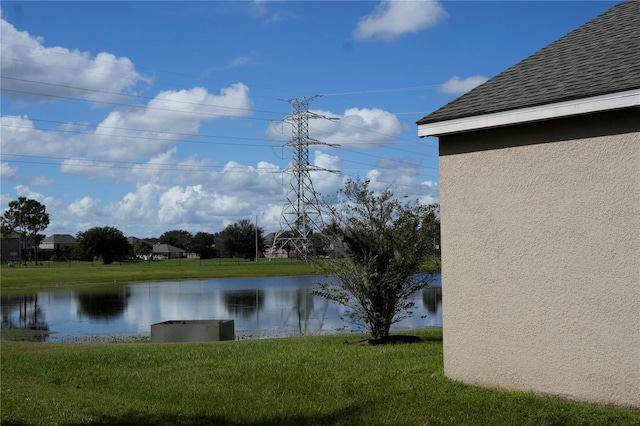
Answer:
xmin=1 ymin=274 xmax=442 ymax=342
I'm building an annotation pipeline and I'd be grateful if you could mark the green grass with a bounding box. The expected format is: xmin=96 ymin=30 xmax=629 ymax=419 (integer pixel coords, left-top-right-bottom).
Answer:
xmin=0 ymin=256 xmax=441 ymax=291
xmin=0 ymin=258 xmax=320 ymax=290
xmin=1 ymin=329 xmax=638 ymax=426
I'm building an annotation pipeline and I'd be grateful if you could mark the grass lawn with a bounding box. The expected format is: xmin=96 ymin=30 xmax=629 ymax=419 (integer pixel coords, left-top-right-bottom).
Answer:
xmin=0 ymin=257 xmax=442 ymax=291
xmin=0 ymin=258 xmax=321 ymax=291
xmin=1 ymin=328 xmax=638 ymax=426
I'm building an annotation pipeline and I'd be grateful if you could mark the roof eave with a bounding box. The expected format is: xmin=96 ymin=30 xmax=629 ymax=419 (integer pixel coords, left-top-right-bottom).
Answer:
xmin=418 ymin=89 xmax=640 ymax=138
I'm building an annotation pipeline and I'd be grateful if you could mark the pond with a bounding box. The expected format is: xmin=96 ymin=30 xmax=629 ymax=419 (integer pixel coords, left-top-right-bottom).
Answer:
xmin=1 ymin=274 xmax=442 ymax=342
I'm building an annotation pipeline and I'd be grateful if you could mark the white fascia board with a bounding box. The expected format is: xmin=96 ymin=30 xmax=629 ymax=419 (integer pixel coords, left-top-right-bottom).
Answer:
xmin=418 ymin=89 xmax=640 ymax=137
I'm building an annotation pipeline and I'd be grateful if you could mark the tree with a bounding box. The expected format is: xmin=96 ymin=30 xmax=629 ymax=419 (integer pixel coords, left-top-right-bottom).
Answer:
xmin=219 ymin=218 xmax=264 ymax=260
xmin=315 ymin=179 xmax=439 ymax=340
xmin=158 ymin=229 xmax=193 ymax=250
xmin=1 ymin=197 xmax=50 ymax=265
xmin=76 ymin=226 xmax=132 ymax=264
xmin=189 ymin=232 xmax=217 ymax=259
xmin=133 ymin=241 xmax=153 ymax=258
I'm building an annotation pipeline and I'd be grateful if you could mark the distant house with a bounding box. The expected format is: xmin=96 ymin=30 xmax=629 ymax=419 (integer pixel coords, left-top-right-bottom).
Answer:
xmin=264 ymin=232 xmax=289 ymax=259
xmin=39 ymin=234 xmax=78 ymax=251
xmin=1 ymin=232 xmax=21 ymax=263
xmin=417 ymin=1 xmax=639 ymax=408
xmin=264 ymin=246 xmax=288 ymax=259
xmin=38 ymin=234 xmax=78 ymax=260
xmin=152 ymin=243 xmax=186 ymax=259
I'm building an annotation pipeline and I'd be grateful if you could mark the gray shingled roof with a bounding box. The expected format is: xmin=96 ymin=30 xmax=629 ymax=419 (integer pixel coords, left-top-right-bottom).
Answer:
xmin=153 ymin=243 xmax=185 ymax=253
xmin=42 ymin=234 xmax=78 ymax=244
xmin=417 ymin=1 xmax=640 ymax=125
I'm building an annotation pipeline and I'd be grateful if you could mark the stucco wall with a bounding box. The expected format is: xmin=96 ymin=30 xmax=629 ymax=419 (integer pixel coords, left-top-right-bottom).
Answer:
xmin=438 ymin=108 xmax=639 ymax=407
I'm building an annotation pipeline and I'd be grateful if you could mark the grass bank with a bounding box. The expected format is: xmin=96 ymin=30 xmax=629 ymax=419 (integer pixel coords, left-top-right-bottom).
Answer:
xmin=0 ymin=257 xmax=442 ymax=290
xmin=1 ymin=328 xmax=637 ymax=425
xmin=0 ymin=258 xmax=319 ymax=290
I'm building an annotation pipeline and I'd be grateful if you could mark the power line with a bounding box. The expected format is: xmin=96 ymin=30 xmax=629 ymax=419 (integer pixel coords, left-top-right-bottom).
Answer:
xmin=1 ymin=119 xmax=279 ymax=148
xmin=321 ymin=85 xmax=441 ymax=96
xmin=272 ymin=95 xmax=339 ymax=259
xmin=1 ymin=153 xmax=280 ymax=173
xmin=1 ymin=41 xmax=296 ymax=99
xmin=1 ymin=75 xmax=288 ymax=117
xmin=1 ymin=43 xmax=441 ymax=191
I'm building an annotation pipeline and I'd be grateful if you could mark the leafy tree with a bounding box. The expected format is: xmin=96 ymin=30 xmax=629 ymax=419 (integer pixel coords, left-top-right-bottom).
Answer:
xmin=189 ymin=232 xmax=217 ymax=259
xmin=53 ymin=244 xmax=75 ymax=262
xmin=315 ymin=179 xmax=439 ymax=340
xmin=1 ymin=197 xmax=50 ymax=265
xmin=133 ymin=241 xmax=153 ymax=258
xmin=76 ymin=226 xmax=132 ymax=264
xmin=219 ymin=218 xmax=264 ymax=260
xmin=158 ymin=229 xmax=193 ymax=250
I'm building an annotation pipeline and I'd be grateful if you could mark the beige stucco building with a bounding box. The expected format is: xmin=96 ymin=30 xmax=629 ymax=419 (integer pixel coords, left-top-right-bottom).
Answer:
xmin=418 ymin=1 xmax=639 ymax=408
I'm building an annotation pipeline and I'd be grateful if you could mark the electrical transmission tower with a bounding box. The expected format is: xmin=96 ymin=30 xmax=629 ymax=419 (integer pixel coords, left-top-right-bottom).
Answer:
xmin=272 ymin=95 xmax=339 ymax=260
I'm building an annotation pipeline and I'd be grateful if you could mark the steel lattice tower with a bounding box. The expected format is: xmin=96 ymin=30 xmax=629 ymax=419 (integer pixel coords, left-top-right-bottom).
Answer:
xmin=273 ymin=95 xmax=338 ymax=259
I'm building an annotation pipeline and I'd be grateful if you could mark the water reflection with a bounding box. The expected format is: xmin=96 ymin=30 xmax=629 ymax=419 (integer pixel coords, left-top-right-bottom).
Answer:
xmin=422 ymin=286 xmax=442 ymax=314
xmin=1 ymin=294 xmax=50 ymax=341
xmin=1 ymin=274 xmax=441 ymax=342
xmin=222 ymin=289 xmax=264 ymax=320
xmin=76 ymin=288 xmax=132 ymax=319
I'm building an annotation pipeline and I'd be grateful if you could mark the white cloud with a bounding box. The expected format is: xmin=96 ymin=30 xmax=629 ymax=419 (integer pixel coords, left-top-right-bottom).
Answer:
xmin=205 ymin=53 xmax=259 ymax=74
xmin=251 ymin=0 xmax=282 ymax=23
xmin=1 ymin=162 xmax=17 ymax=180
xmin=418 ymin=180 xmax=439 ymax=205
xmin=129 ymin=150 xmax=181 ymax=184
xmin=366 ymin=157 xmax=421 ymax=192
xmin=67 ymin=196 xmax=101 ymax=220
xmin=217 ymin=160 xmax=281 ymax=197
xmin=316 ymin=107 xmax=402 ymax=148
xmin=0 ymin=115 xmax=76 ymax=158
xmin=13 ymin=185 xmax=57 ymax=208
xmin=354 ymin=157 xmax=439 ymax=205
xmin=228 ymin=54 xmax=257 ymax=69
xmin=0 ymin=193 xmax=15 ymax=210
xmin=56 ymin=196 xmax=105 ymax=233
xmin=0 ymin=16 xmax=149 ymax=105
xmin=110 ymin=183 xmax=160 ymax=222
xmin=26 ymin=175 xmax=54 ymax=186
xmin=59 ymin=158 xmax=118 ymax=180
xmin=13 ymin=83 xmax=256 ymax=182
xmin=56 ymin=153 xmax=286 ymax=234
xmin=157 ymin=184 xmax=251 ymax=226
xmin=311 ymin=151 xmax=343 ymax=195
xmin=268 ymin=107 xmax=402 ymax=149
xmin=87 ymin=84 xmax=253 ymax=162
xmin=439 ymin=75 xmax=488 ymax=95
xmin=353 ymin=0 xmax=447 ymax=41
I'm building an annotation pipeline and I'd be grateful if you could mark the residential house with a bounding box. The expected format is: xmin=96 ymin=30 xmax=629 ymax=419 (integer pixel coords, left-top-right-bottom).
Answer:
xmin=152 ymin=243 xmax=186 ymax=259
xmin=264 ymin=232 xmax=290 ymax=259
xmin=39 ymin=234 xmax=78 ymax=251
xmin=39 ymin=234 xmax=78 ymax=260
xmin=0 ymin=232 xmax=21 ymax=263
xmin=417 ymin=1 xmax=639 ymax=407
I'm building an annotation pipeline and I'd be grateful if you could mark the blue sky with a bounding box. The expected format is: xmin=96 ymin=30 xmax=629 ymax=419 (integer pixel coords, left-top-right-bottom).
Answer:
xmin=0 ymin=1 xmax=617 ymax=238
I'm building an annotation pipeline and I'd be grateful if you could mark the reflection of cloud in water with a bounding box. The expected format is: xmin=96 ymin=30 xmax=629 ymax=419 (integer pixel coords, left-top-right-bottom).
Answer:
xmin=1 ymin=275 xmax=442 ymax=341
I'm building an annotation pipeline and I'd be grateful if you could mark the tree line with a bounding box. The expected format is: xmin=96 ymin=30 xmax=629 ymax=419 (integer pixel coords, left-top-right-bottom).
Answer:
xmin=1 ymin=199 xmax=265 ymax=265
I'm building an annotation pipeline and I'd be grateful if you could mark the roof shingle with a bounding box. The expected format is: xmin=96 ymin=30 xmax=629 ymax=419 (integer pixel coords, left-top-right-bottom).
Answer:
xmin=417 ymin=1 xmax=640 ymax=125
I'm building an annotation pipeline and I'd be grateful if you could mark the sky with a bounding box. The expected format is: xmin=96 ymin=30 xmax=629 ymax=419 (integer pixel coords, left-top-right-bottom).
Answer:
xmin=0 ymin=0 xmax=618 ymax=238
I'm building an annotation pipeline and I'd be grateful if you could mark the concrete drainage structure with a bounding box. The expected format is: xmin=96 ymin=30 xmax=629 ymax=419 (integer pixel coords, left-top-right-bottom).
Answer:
xmin=150 ymin=320 xmax=235 ymax=343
